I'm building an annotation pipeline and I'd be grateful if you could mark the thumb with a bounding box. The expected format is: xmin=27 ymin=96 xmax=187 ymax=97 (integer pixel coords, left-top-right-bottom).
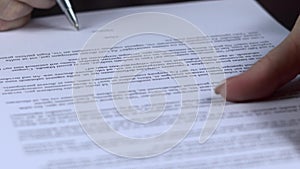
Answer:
xmin=215 ymin=16 xmax=300 ymax=102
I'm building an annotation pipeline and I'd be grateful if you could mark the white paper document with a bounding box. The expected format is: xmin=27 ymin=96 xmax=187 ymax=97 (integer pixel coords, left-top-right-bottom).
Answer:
xmin=1 ymin=0 xmax=300 ymax=168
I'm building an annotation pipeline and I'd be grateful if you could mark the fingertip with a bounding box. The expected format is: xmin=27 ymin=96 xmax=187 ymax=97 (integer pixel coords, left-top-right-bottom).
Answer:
xmin=0 ymin=1 xmax=32 ymax=21
xmin=18 ymin=0 xmax=56 ymax=9
xmin=0 ymin=14 xmax=31 ymax=31
xmin=216 ymin=72 xmax=276 ymax=102
xmin=214 ymin=81 xmax=226 ymax=98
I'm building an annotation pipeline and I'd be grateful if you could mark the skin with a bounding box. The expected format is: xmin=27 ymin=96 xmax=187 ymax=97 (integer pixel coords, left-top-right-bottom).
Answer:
xmin=0 ymin=1 xmax=299 ymax=102
xmin=0 ymin=0 xmax=55 ymax=31
xmin=215 ymin=15 xmax=300 ymax=102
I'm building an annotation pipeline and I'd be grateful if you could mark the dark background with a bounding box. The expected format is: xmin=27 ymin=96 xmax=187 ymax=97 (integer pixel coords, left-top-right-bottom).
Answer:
xmin=32 ymin=0 xmax=300 ymax=30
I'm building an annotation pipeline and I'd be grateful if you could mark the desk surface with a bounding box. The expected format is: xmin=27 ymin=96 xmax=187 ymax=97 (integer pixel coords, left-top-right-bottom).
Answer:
xmin=257 ymin=0 xmax=299 ymax=30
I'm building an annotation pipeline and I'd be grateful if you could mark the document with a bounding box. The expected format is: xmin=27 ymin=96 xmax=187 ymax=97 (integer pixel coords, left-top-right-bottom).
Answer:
xmin=1 ymin=0 xmax=300 ymax=168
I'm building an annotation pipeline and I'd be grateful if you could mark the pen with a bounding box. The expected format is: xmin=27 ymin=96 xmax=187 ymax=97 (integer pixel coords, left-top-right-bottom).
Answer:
xmin=56 ymin=0 xmax=79 ymax=30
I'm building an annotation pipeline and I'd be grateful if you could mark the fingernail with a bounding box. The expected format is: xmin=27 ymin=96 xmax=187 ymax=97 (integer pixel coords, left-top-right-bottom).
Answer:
xmin=214 ymin=80 xmax=226 ymax=98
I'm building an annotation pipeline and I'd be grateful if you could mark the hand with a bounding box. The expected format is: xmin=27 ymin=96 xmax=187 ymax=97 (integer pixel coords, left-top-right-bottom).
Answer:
xmin=0 ymin=0 xmax=56 ymax=31
xmin=215 ymin=15 xmax=300 ymax=102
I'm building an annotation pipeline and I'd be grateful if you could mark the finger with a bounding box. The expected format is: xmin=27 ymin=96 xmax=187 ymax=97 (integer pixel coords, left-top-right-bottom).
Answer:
xmin=0 ymin=14 xmax=31 ymax=31
xmin=0 ymin=0 xmax=32 ymax=21
xmin=18 ymin=0 xmax=56 ymax=9
xmin=215 ymin=16 xmax=300 ymax=102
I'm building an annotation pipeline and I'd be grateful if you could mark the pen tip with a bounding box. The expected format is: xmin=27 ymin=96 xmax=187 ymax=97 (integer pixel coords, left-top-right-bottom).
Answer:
xmin=75 ymin=23 xmax=79 ymax=31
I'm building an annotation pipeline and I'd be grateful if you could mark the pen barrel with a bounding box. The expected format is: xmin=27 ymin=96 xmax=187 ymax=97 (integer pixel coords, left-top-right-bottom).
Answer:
xmin=56 ymin=0 xmax=79 ymax=30
xmin=56 ymin=0 xmax=73 ymax=10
